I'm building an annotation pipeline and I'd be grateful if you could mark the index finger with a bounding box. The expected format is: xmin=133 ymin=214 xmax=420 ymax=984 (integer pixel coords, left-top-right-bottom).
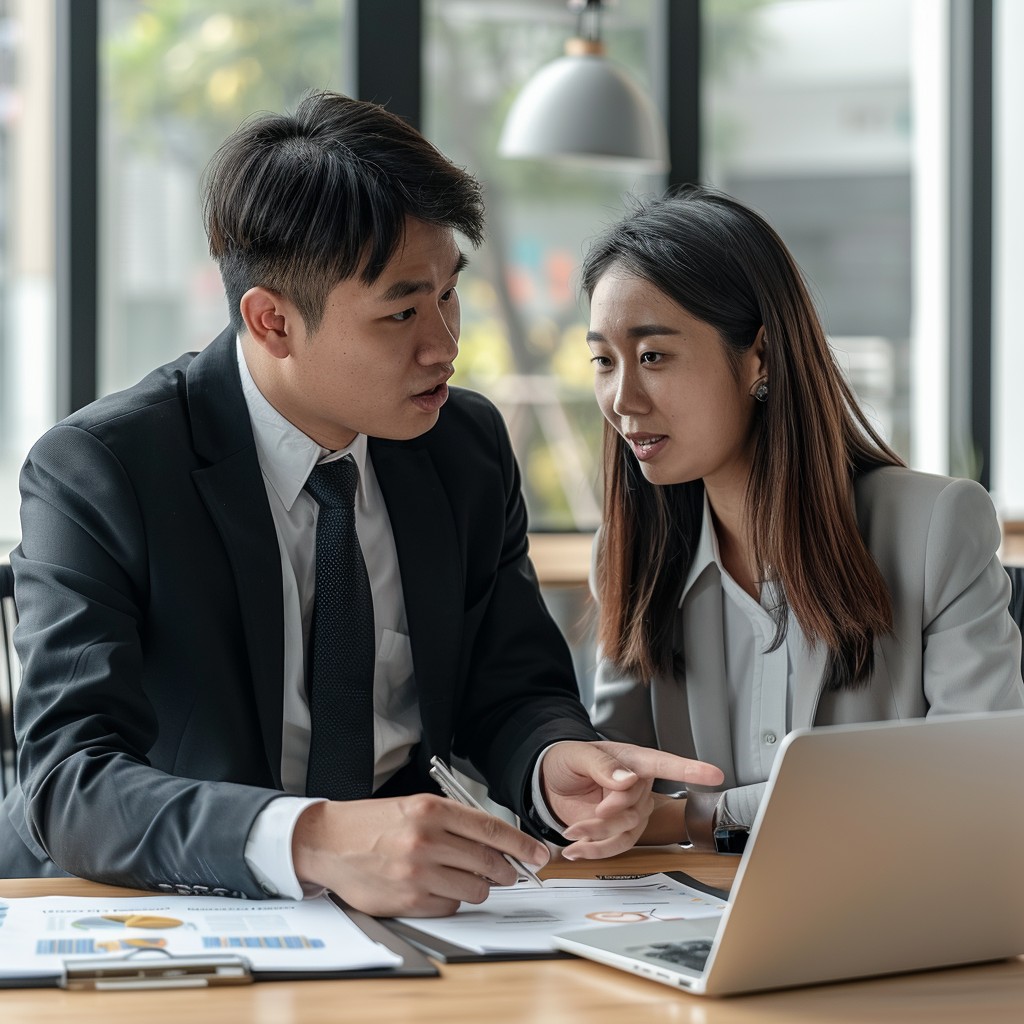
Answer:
xmin=608 ymin=745 xmax=725 ymax=787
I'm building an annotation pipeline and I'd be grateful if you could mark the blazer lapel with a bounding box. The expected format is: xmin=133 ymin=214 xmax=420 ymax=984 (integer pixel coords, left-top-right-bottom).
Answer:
xmin=682 ymin=565 xmax=738 ymax=789
xmin=186 ymin=331 xmax=285 ymax=786
xmin=792 ymin=641 xmax=829 ymax=729
xmin=793 ymin=474 xmax=859 ymax=729
xmin=370 ymin=440 xmax=463 ymax=750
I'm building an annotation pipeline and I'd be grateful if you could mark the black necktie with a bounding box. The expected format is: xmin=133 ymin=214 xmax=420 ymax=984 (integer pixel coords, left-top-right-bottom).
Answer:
xmin=303 ymin=455 xmax=375 ymax=800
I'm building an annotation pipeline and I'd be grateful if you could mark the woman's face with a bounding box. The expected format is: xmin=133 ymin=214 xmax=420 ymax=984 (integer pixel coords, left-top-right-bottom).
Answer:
xmin=588 ymin=268 xmax=764 ymax=495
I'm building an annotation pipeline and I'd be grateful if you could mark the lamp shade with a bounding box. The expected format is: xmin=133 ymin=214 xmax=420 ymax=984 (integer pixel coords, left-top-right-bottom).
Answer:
xmin=498 ymin=47 xmax=669 ymax=174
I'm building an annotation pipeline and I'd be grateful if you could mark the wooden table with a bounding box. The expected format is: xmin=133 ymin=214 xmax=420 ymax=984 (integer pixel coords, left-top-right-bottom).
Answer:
xmin=3 ymin=847 xmax=1023 ymax=1022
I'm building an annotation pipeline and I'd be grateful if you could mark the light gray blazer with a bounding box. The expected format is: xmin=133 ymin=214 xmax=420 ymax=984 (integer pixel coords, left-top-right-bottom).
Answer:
xmin=592 ymin=467 xmax=1024 ymax=796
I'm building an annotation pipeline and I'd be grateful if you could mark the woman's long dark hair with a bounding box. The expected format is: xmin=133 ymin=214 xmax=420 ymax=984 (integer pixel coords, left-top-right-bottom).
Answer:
xmin=584 ymin=186 xmax=904 ymax=692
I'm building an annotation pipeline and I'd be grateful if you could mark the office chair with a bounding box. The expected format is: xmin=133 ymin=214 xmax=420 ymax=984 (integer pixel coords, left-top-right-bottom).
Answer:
xmin=0 ymin=559 xmax=18 ymax=800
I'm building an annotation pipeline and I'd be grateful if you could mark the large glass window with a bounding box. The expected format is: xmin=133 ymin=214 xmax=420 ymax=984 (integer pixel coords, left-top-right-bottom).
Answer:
xmin=703 ymin=0 xmax=926 ymax=463
xmin=424 ymin=0 xmax=667 ymax=532
xmin=99 ymin=0 xmax=351 ymax=395
xmin=0 ymin=0 xmax=56 ymax=551
xmin=994 ymin=0 xmax=1024 ymax=526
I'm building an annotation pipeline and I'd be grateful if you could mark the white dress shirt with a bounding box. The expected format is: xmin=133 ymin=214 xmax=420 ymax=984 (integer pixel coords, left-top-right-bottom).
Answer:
xmin=235 ymin=341 xmax=419 ymax=897
xmin=679 ymin=494 xmax=816 ymax=827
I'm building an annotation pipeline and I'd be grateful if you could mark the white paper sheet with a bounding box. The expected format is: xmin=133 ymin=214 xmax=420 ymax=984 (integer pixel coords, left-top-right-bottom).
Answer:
xmin=0 ymin=893 xmax=402 ymax=980
xmin=396 ymin=874 xmax=726 ymax=954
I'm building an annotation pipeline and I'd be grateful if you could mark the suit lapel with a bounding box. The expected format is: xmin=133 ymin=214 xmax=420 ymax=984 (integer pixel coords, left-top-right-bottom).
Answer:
xmin=682 ymin=565 xmax=739 ymax=789
xmin=792 ymin=641 xmax=829 ymax=729
xmin=370 ymin=440 xmax=463 ymax=750
xmin=793 ymin=475 xmax=860 ymax=728
xmin=683 ymin=567 xmax=829 ymax=762
xmin=187 ymin=330 xmax=285 ymax=787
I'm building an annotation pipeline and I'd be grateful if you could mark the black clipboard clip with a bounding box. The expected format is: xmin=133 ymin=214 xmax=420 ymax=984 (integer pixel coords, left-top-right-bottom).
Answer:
xmin=60 ymin=947 xmax=253 ymax=990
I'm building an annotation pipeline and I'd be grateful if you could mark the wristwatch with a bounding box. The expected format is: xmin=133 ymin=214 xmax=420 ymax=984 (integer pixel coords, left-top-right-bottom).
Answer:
xmin=684 ymin=789 xmax=749 ymax=853
xmin=712 ymin=823 xmax=750 ymax=855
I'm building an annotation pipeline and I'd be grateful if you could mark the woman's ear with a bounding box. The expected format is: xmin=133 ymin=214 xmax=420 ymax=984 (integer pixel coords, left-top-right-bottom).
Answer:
xmin=752 ymin=325 xmax=767 ymax=378
xmin=239 ymin=287 xmax=301 ymax=359
xmin=745 ymin=325 xmax=768 ymax=396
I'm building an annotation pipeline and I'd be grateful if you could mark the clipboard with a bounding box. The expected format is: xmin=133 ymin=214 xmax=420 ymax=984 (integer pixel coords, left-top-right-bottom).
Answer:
xmin=61 ymin=951 xmax=253 ymax=990
xmin=382 ymin=919 xmax=571 ymax=964
xmin=0 ymin=893 xmax=437 ymax=989
xmin=379 ymin=871 xmax=729 ymax=964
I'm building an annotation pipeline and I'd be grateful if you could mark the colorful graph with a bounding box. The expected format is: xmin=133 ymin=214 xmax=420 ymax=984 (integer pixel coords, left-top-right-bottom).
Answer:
xmin=71 ymin=914 xmax=184 ymax=930
xmin=35 ymin=937 xmax=168 ymax=956
xmin=202 ymin=935 xmax=325 ymax=950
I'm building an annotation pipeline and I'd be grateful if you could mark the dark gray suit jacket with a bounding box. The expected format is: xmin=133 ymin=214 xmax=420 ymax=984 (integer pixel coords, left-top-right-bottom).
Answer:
xmin=0 ymin=328 xmax=596 ymax=893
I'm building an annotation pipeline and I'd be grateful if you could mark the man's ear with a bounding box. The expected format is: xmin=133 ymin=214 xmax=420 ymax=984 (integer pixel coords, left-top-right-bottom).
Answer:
xmin=239 ymin=287 xmax=300 ymax=359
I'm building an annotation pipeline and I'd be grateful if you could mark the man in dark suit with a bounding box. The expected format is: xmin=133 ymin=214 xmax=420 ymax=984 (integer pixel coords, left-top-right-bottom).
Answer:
xmin=0 ymin=92 xmax=720 ymax=915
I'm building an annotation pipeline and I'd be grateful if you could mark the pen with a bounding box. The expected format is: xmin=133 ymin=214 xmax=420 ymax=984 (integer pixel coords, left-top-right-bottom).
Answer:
xmin=428 ymin=756 xmax=544 ymax=888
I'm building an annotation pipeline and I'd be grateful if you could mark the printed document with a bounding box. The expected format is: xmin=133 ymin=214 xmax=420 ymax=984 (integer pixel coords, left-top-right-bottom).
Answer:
xmin=0 ymin=893 xmax=401 ymax=981
xmin=395 ymin=874 xmax=726 ymax=955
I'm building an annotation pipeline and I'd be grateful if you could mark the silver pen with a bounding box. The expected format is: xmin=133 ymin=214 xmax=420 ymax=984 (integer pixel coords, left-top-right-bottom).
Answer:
xmin=428 ymin=755 xmax=544 ymax=887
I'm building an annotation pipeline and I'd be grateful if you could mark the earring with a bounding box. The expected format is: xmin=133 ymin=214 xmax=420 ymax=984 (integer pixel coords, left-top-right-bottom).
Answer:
xmin=753 ymin=379 xmax=769 ymax=403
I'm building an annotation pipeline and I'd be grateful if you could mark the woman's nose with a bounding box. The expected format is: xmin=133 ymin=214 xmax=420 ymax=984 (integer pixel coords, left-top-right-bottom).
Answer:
xmin=612 ymin=369 xmax=649 ymax=417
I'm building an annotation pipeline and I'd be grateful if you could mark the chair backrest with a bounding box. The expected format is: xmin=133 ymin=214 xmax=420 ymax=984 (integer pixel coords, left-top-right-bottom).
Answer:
xmin=1006 ymin=565 xmax=1024 ymax=678
xmin=0 ymin=559 xmax=18 ymax=800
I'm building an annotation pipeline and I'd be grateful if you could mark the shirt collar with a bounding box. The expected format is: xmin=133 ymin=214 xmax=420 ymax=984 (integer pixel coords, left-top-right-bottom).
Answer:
xmin=235 ymin=336 xmax=368 ymax=511
xmin=679 ymin=490 xmax=783 ymax=616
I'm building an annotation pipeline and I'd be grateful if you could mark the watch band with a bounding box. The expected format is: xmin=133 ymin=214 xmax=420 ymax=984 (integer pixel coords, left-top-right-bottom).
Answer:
xmin=683 ymin=790 xmax=722 ymax=852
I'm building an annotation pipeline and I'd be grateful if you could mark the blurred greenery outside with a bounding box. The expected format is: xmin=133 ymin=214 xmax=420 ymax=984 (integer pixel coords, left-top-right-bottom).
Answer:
xmin=105 ymin=0 xmax=768 ymax=530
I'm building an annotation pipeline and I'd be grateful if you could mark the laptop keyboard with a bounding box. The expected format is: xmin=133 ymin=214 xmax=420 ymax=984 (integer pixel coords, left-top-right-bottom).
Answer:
xmin=629 ymin=938 xmax=713 ymax=974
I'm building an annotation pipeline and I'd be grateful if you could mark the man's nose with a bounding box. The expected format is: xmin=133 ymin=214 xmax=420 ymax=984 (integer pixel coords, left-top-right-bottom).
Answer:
xmin=420 ymin=305 xmax=459 ymax=364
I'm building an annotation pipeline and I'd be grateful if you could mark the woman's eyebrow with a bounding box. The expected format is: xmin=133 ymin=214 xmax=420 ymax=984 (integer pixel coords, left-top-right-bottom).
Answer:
xmin=587 ymin=324 xmax=681 ymax=342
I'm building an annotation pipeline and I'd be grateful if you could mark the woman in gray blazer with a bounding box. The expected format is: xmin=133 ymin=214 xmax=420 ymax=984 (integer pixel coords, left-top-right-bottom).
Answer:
xmin=579 ymin=187 xmax=1024 ymax=853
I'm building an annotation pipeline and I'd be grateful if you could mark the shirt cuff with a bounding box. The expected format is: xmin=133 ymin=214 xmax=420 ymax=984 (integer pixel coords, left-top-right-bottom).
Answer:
xmin=716 ymin=782 xmax=767 ymax=830
xmin=244 ymin=796 xmax=326 ymax=900
xmin=529 ymin=742 xmax=570 ymax=836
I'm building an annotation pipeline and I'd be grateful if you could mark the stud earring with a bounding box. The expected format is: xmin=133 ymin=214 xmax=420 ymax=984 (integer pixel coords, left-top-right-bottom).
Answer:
xmin=753 ymin=379 xmax=769 ymax=403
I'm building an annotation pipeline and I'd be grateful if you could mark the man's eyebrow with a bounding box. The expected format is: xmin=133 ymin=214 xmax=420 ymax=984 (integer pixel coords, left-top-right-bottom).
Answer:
xmin=378 ymin=252 xmax=469 ymax=304
xmin=586 ymin=324 xmax=682 ymax=342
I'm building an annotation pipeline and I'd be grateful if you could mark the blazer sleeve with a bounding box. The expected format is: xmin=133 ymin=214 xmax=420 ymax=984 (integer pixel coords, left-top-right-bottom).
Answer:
xmin=586 ymin=530 xmax=662 ymax=750
xmin=10 ymin=424 xmax=279 ymax=897
xmin=920 ymin=477 xmax=1024 ymax=712
xmin=590 ymin=655 xmax=661 ymax=749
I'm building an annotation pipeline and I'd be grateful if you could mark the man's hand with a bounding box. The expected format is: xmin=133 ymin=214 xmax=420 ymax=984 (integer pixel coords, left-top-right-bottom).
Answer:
xmin=540 ymin=741 xmax=725 ymax=859
xmin=291 ymin=795 xmax=549 ymax=917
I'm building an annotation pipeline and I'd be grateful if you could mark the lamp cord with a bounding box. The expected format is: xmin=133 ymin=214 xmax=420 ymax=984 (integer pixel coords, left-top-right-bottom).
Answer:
xmin=570 ymin=0 xmax=603 ymax=44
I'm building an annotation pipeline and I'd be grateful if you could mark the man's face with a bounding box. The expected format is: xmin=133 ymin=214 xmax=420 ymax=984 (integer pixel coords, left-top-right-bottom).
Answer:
xmin=274 ymin=217 xmax=464 ymax=450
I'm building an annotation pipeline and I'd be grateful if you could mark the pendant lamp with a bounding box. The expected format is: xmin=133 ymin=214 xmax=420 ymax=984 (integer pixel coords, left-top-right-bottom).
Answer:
xmin=498 ymin=0 xmax=669 ymax=173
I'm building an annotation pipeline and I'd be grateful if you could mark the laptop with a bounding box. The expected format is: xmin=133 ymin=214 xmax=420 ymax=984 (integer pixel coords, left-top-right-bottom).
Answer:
xmin=552 ymin=709 xmax=1024 ymax=996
